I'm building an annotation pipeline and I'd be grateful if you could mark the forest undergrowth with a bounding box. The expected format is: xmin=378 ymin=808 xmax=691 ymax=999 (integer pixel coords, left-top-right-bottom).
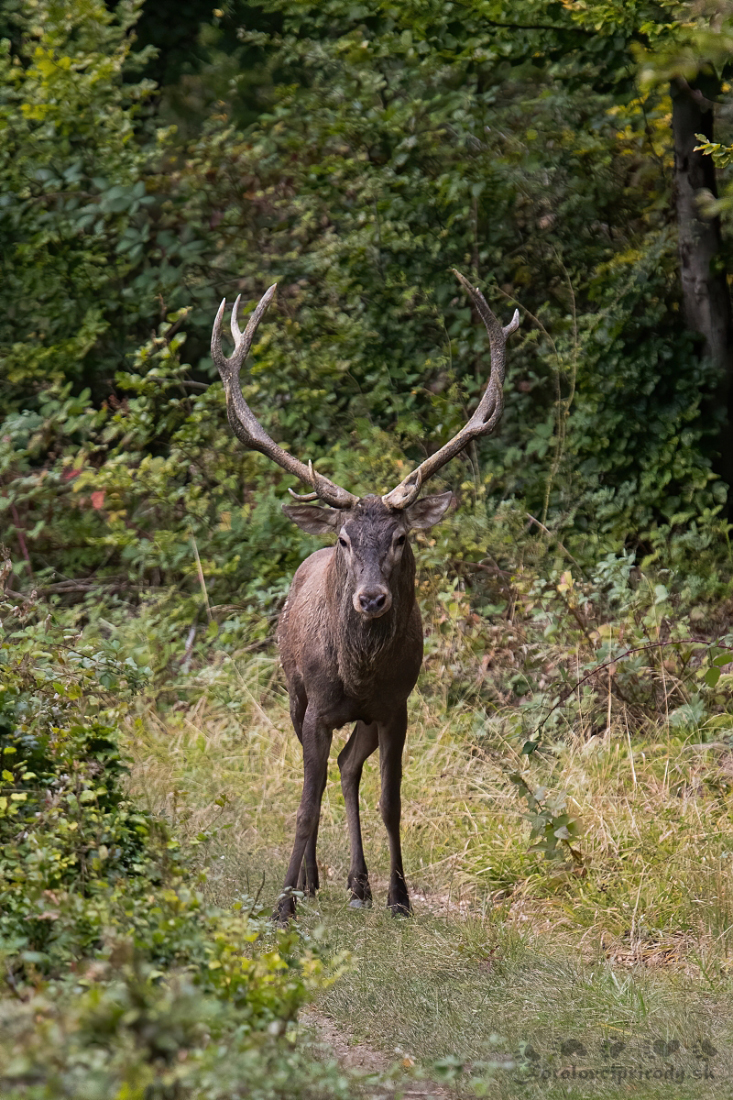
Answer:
xmin=6 ymin=0 xmax=733 ymax=1096
xmin=4 ymin=510 xmax=733 ymax=1097
xmin=110 ymin=529 xmax=733 ymax=1099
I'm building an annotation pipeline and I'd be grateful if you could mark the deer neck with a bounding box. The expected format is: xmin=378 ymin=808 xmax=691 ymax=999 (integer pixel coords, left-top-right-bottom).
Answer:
xmin=327 ymin=545 xmax=416 ymax=698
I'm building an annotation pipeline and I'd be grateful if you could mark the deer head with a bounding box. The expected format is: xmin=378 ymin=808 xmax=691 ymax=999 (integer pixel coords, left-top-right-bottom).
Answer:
xmin=281 ymin=493 xmax=454 ymax=620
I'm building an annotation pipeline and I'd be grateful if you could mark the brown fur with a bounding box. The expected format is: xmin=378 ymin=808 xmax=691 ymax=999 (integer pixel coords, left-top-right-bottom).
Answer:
xmin=274 ymin=494 xmax=449 ymax=920
xmin=211 ymin=276 xmax=517 ymax=921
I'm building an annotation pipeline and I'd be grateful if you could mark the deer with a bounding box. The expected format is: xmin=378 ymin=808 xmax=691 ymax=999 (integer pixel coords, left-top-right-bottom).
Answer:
xmin=211 ymin=271 xmax=519 ymax=923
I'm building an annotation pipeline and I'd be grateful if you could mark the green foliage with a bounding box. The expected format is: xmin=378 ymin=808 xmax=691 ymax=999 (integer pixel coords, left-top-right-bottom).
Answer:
xmin=0 ymin=573 xmax=350 ymax=1099
xmin=0 ymin=711 xmax=155 ymax=967
xmin=0 ymin=958 xmax=351 ymax=1100
xmin=509 ymin=773 xmax=584 ymax=866
xmin=473 ymin=547 xmax=733 ymax=751
xmin=0 ymin=560 xmax=156 ymax=971
xmin=0 ymin=0 xmax=171 ymax=408
xmin=3 ymin=0 xmax=733 ymax=619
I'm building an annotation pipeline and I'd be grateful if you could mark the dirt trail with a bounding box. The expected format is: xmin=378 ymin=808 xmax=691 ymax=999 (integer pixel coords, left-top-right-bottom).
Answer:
xmin=301 ymin=1007 xmax=452 ymax=1099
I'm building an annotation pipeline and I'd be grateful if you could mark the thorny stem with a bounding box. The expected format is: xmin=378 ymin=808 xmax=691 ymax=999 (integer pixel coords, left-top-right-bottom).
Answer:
xmin=525 ymin=512 xmax=586 ymax=576
xmin=10 ymin=505 xmax=33 ymax=577
xmin=529 ymin=637 xmax=733 ymax=747
xmin=540 ymin=254 xmax=579 ymax=525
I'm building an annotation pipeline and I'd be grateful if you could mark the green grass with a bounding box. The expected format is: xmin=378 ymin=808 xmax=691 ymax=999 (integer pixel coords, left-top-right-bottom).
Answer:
xmin=122 ymin=638 xmax=733 ymax=1098
xmin=307 ymin=901 xmax=729 ymax=1099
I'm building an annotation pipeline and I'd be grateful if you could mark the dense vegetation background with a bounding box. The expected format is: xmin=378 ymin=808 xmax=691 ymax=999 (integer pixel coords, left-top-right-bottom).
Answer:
xmin=4 ymin=0 xmax=733 ymax=613
xmin=4 ymin=1 xmax=733 ymax=1096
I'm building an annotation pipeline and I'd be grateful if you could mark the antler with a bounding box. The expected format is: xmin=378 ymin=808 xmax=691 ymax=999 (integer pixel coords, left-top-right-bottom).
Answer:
xmin=212 ymin=285 xmax=358 ymax=509
xmin=382 ymin=270 xmax=520 ymax=510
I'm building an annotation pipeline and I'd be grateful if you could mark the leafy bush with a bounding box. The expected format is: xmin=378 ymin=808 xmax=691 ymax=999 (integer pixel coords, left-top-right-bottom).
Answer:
xmin=3 ymin=0 xmax=732 ymax=624
xmin=0 ymin=569 xmax=350 ymax=1099
xmin=0 ymin=961 xmax=351 ymax=1099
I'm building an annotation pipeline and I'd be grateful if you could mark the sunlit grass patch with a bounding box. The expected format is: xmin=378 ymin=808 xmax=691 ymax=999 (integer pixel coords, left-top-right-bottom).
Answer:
xmin=115 ymin=546 xmax=733 ymax=1099
xmin=126 ymin=649 xmax=733 ymax=956
xmin=119 ymin=627 xmax=733 ymax=1098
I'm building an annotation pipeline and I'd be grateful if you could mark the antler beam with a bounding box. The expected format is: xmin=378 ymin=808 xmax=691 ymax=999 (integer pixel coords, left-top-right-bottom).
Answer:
xmin=382 ymin=270 xmax=520 ymax=510
xmin=212 ymin=285 xmax=358 ymax=509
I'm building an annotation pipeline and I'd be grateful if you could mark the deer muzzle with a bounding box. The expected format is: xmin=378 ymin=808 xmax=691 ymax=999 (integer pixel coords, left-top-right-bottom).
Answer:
xmin=353 ymin=586 xmax=392 ymax=620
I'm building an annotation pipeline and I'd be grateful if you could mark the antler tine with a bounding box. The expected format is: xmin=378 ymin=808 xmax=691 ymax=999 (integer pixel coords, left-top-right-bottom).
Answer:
xmin=288 ymin=488 xmax=320 ymax=501
xmin=212 ymin=285 xmax=358 ymax=509
xmin=382 ymin=270 xmax=520 ymax=510
xmin=230 ymin=293 xmax=243 ymax=344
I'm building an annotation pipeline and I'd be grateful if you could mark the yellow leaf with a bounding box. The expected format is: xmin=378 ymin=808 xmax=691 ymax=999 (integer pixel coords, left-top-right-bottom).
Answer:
xmin=21 ymin=104 xmax=48 ymax=121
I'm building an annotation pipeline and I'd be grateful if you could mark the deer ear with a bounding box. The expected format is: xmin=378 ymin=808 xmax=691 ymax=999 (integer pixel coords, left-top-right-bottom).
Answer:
xmin=404 ymin=491 xmax=454 ymax=530
xmin=282 ymin=503 xmax=344 ymax=535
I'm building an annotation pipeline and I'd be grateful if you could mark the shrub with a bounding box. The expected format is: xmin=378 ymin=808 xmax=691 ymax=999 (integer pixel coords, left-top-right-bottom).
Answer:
xmin=0 ymin=566 xmax=350 ymax=1100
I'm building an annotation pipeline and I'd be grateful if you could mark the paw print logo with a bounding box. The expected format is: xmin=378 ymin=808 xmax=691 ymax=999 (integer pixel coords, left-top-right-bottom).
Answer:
xmin=651 ymin=1040 xmax=680 ymax=1058
xmin=692 ymin=1039 xmax=718 ymax=1059
xmin=601 ymin=1040 xmax=626 ymax=1059
xmin=560 ymin=1039 xmax=587 ymax=1058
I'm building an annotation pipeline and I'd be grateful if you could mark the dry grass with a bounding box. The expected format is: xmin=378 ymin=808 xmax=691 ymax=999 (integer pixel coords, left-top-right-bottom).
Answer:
xmin=127 ymin=653 xmax=733 ymax=954
xmin=123 ymin=634 xmax=733 ymax=1097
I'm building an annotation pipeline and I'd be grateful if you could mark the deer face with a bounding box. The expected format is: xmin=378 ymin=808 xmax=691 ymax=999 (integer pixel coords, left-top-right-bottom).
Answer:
xmin=282 ymin=492 xmax=453 ymax=621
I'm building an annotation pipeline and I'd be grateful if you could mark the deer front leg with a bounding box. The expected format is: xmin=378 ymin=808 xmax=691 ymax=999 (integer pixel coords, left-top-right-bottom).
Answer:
xmin=378 ymin=705 xmax=411 ymax=916
xmin=275 ymin=707 xmax=332 ymax=924
xmin=338 ymin=720 xmax=379 ymax=907
xmin=297 ymin=765 xmax=327 ymax=897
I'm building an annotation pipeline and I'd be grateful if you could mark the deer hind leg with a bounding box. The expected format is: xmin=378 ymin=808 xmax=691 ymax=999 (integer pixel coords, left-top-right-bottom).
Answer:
xmin=338 ymin=720 xmax=378 ymax=907
xmin=289 ymin=678 xmax=307 ymax=742
xmin=378 ymin=705 xmax=411 ymax=916
xmin=274 ymin=706 xmax=331 ymax=924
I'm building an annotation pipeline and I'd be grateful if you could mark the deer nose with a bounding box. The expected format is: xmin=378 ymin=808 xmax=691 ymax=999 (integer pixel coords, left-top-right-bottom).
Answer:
xmin=356 ymin=588 xmax=390 ymax=617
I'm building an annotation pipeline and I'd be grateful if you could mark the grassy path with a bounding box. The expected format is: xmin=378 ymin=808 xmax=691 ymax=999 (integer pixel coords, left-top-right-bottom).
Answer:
xmin=126 ymin=654 xmax=733 ymax=1098
xmin=300 ymin=1007 xmax=452 ymax=1099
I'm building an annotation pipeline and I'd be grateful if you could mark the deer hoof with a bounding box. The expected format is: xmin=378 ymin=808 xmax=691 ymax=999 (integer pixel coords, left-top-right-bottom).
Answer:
xmin=387 ymin=899 xmax=412 ymax=917
xmin=272 ymin=908 xmax=295 ymax=927
xmin=272 ymin=892 xmax=297 ymax=925
xmin=349 ymin=897 xmax=373 ymax=909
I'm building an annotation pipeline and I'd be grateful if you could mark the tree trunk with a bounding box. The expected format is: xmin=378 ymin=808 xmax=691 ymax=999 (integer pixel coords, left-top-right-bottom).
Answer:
xmin=671 ymin=77 xmax=733 ymax=490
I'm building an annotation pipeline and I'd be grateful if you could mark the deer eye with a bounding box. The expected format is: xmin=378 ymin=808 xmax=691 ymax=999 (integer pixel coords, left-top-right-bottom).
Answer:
xmin=338 ymin=536 xmax=349 ymax=549
xmin=395 ymin=534 xmax=406 ymax=547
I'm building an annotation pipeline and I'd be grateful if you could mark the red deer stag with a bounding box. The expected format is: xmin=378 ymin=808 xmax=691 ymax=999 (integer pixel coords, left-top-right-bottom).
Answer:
xmin=211 ymin=271 xmax=519 ymax=922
